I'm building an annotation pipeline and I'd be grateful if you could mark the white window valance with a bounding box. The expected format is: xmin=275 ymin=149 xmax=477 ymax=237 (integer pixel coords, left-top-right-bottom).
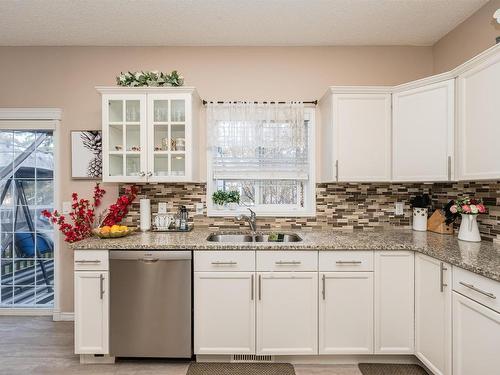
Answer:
xmin=207 ymin=101 xmax=308 ymax=180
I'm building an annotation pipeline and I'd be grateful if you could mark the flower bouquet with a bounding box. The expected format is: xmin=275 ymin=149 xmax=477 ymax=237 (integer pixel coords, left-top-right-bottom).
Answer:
xmin=444 ymin=197 xmax=487 ymax=242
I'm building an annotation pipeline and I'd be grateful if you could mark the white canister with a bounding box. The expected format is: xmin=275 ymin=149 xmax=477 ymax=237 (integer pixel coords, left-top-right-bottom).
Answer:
xmin=458 ymin=214 xmax=482 ymax=242
xmin=140 ymin=199 xmax=151 ymax=232
xmin=412 ymin=207 xmax=428 ymax=232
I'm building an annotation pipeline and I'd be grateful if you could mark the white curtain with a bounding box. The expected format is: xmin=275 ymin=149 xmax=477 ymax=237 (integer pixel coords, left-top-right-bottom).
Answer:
xmin=207 ymin=101 xmax=307 ymax=180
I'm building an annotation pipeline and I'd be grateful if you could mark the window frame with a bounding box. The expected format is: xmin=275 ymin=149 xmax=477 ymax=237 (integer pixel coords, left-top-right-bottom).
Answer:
xmin=207 ymin=107 xmax=316 ymax=217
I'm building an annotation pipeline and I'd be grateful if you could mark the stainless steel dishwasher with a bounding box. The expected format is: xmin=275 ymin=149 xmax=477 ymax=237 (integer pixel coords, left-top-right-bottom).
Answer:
xmin=109 ymin=250 xmax=192 ymax=358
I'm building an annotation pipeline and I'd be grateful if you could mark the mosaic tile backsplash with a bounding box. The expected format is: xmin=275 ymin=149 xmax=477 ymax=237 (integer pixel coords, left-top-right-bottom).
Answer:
xmin=121 ymin=181 xmax=500 ymax=242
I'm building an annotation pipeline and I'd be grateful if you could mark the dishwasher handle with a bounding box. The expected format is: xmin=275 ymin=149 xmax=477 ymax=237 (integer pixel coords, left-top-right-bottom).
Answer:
xmin=140 ymin=258 xmax=160 ymax=264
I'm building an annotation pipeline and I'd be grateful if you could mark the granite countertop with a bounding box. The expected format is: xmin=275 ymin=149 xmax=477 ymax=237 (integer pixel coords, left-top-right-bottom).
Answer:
xmin=71 ymin=228 xmax=500 ymax=282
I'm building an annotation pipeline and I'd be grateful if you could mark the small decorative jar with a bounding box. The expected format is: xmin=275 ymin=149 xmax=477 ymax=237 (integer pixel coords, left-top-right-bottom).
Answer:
xmin=412 ymin=207 xmax=428 ymax=232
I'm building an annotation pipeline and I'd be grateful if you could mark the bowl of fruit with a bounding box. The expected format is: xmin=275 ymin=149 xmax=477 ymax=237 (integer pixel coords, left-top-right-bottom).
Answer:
xmin=94 ymin=225 xmax=134 ymax=239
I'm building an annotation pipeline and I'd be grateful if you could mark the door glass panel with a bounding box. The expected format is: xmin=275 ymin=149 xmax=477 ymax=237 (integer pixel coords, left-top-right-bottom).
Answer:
xmin=171 ymin=100 xmax=185 ymax=122
xmin=154 ymin=100 xmax=169 ymax=122
xmin=125 ymin=125 xmax=141 ymax=152
xmin=109 ymin=100 xmax=123 ymax=122
xmin=125 ymin=100 xmax=140 ymax=123
xmin=153 ymin=125 xmax=169 ymax=152
xmin=171 ymin=154 xmax=186 ymax=176
xmin=109 ymin=124 xmax=123 ymax=151
xmin=171 ymin=124 xmax=185 ymax=151
xmin=154 ymin=155 xmax=169 ymax=177
xmin=0 ymin=130 xmax=54 ymax=308
xmin=109 ymin=154 xmax=123 ymax=176
xmin=125 ymin=155 xmax=141 ymax=176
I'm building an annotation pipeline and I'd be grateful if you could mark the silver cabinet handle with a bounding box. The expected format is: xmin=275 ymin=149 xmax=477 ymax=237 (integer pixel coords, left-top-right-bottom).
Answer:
xmin=335 ymin=160 xmax=339 ymax=181
xmin=322 ymin=274 xmax=326 ymax=300
xmin=440 ymin=262 xmax=448 ymax=292
xmin=211 ymin=261 xmax=237 ymax=265
xmin=75 ymin=260 xmax=101 ymax=264
xmin=336 ymin=260 xmax=362 ymax=265
xmin=275 ymin=260 xmax=301 ymax=265
xmin=447 ymin=156 xmax=452 ymax=181
xmin=459 ymin=281 xmax=496 ymax=299
xmin=147 ymin=171 xmax=153 ymax=177
xmin=258 ymin=274 xmax=262 ymax=300
xmin=139 ymin=171 xmax=146 ymax=177
xmin=251 ymin=274 xmax=254 ymax=301
xmin=99 ymin=274 xmax=104 ymax=300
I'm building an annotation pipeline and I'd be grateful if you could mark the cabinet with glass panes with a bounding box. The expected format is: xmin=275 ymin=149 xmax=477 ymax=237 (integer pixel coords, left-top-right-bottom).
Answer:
xmin=97 ymin=87 xmax=200 ymax=182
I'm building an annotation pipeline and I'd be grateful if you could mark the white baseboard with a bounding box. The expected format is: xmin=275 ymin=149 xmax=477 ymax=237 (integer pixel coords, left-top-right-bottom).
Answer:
xmin=196 ymin=354 xmax=421 ymax=365
xmin=0 ymin=308 xmax=53 ymax=316
xmin=52 ymin=311 xmax=75 ymax=321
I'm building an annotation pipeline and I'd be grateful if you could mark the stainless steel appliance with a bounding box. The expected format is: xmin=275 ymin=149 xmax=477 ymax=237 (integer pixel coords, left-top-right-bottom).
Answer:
xmin=109 ymin=250 xmax=192 ymax=358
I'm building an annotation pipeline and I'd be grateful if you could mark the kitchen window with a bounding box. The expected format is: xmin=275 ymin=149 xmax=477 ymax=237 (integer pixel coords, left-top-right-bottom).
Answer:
xmin=207 ymin=102 xmax=315 ymax=216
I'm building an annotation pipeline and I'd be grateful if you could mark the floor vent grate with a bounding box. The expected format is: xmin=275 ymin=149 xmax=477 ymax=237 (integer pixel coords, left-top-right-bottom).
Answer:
xmin=231 ymin=354 xmax=274 ymax=362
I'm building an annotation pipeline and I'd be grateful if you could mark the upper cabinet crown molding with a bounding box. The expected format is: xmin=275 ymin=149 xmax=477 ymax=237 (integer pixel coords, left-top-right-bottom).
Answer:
xmin=95 ymin=86 xmax=199 ymax=95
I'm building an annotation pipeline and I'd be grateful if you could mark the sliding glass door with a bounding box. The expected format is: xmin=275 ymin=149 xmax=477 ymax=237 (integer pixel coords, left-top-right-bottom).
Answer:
xmin=0 ymin=130 xmax=55 ymax=307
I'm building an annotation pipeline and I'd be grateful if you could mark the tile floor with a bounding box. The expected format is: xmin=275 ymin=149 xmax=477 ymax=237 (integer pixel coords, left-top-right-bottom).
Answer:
xmin=0 ymin=316 xmax=362 ymax=375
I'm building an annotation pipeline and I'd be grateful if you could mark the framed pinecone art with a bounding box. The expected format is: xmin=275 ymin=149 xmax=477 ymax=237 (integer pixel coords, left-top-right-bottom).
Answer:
xmin=71 ymin=130 xmax=102 ymax=179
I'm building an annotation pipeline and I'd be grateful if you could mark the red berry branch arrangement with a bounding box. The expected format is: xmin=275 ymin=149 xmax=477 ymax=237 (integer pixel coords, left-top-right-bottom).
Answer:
xmin=42 ymin=183 xmax=137 ymax=243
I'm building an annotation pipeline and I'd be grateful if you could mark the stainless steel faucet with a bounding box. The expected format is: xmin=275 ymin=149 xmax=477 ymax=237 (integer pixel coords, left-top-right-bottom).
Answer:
xmin=236 ymin=208 xmax=257 ymax=232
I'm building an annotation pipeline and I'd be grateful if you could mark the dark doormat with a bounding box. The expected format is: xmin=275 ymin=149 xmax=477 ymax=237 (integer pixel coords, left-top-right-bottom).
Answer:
xmin=359 ymin=363 xmax=429 ymax=375
xmin=187 ymin=362 xmax=295 ymax=375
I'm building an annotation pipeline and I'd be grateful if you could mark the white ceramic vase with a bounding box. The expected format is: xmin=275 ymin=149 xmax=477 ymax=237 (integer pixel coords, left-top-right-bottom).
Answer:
xmin=458 ymin=214 xmax=481 ymax=242
xmin=412 ymin=207 xmax=428 ymax=232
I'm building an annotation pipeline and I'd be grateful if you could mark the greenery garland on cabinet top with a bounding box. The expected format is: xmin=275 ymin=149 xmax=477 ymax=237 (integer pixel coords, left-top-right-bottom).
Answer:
xmin=116 ymin=70 xmax=184 ymax=87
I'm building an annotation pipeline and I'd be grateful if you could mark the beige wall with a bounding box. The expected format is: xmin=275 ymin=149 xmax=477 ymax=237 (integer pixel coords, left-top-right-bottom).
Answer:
xmin=433 ymin=0 xmax=500 ymax=73
xmin=0 ymin=45 xmax=435 ymax=312
xmin=0 ymin=1 xmax=499 ymax=311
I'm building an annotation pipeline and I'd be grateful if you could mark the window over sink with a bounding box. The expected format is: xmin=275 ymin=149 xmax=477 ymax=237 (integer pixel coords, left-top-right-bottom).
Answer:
xmin=206 ymin=102 xmax=315 ymax=217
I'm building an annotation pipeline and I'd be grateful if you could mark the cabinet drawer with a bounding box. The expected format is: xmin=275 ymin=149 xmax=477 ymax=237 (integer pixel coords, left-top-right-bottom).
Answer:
xmin=319 ymin=251 xmax=373 ymax=271
xmin=194 ymin=251 xmax=255 ymax=272
xmin=453 ymin=267 xmax=500 ymax=313
xmin=256 ymin=251 xmax=317 ymax=272
xmin=74 ymin=250 xmax=109 ymax=271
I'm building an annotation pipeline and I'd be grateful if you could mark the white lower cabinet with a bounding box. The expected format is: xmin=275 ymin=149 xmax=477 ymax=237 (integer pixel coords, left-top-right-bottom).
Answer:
xmin=194 ymin=272 xmax=255 ymax=354
xmin=374 ymin=251 xmax=414 ymax=354
xmin=452 ymin=292 xmax=500 ymax=375
xmin=319 ymin=272 xmax=373 ymax=354
xmin=256 ymin=272 xmax=318 ymax=355
xmin=415 ymin=254 xmax=451 ymax=375
xmin=74 ymin=271 xmax=109 ymax=354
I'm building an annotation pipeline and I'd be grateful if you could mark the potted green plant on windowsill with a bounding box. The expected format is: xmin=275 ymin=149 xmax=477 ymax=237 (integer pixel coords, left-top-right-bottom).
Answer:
xmin=212 ymin=190 xmax=228 ymax=210
xmin=226 ymin=190 xmax=241 ymax=210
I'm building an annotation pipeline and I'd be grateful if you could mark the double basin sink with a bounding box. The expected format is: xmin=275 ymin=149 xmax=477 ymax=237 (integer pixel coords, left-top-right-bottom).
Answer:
xmin=206 ymin=233 xmax=302 ymax=243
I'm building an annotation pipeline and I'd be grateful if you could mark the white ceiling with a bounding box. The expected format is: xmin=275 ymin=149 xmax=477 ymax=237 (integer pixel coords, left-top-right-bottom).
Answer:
xmin=0 ymin=0 xmax=489 ymax=46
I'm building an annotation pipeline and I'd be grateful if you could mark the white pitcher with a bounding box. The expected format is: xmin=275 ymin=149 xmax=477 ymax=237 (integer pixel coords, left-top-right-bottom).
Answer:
xmin=458 ymin=214 xmax=481 ymax=242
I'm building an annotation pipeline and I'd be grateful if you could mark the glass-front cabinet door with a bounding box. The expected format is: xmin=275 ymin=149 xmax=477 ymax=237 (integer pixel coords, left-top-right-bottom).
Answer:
xmin=147 ymin=94 xmax=191 ymax=181
xmin=102 ymin=94 xmax=147 ymax=182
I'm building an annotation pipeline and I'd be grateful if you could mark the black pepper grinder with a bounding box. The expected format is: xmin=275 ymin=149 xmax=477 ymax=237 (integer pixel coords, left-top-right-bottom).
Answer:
xmin=179 ymin=205 xmax=188 ymax=231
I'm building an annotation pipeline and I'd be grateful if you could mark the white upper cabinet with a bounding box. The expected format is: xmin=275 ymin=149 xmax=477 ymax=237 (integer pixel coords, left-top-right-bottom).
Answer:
xmin=392 ymin=79 xmax=454 ymax=182
xmin=457 ymin=47 xmax=500 ymax=180
xmin=98 ymin=87 xmax=200 ymax=183
xmin=320 ymin=88 xmax=391 ymax=182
